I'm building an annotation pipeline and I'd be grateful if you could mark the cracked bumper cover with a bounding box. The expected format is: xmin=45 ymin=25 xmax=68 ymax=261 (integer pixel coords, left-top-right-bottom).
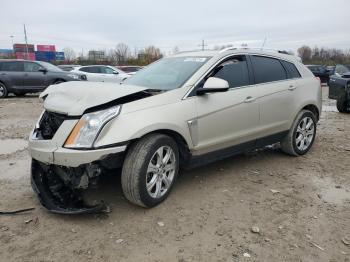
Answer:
xmin=31 ymin=159 xmax=108 ymax=214
xmin=30 ymin=145 xmax=127 ymax=214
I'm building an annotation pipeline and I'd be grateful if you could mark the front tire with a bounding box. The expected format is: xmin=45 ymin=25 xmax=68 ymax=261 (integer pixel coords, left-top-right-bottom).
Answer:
xmin=336 ymin=95 xmax=350 ymax=113
xmin=121 ymin=134 xmax=179 ymax=207
xmin=14 ymin=92 xmax=26 ymax=97
xmin=281 ymin=110 xmax=317 ymax=156
xmin=0 ymin=82 xmax=8 ymax=98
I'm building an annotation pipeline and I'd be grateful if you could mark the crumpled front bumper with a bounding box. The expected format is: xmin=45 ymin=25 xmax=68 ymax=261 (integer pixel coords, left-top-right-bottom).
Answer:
xmin=31 ymin=160 xmax=108 ymax=214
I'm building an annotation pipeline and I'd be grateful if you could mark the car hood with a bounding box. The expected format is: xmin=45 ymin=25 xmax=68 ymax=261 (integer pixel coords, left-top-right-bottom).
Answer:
xmin=40 ymin=81 xmax=148 ymax=116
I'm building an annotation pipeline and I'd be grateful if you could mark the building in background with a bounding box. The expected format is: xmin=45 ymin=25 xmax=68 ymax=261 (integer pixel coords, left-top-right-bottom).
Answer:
xmin=13 ymin=43 xmax=35 ymax=60
xmin=0 ymin=44 xmax=65 ymax=62
xmin=0 ymin=49 xmax=15 ymax=59
xmin=88 ymin=50 xmax=105 ymax=61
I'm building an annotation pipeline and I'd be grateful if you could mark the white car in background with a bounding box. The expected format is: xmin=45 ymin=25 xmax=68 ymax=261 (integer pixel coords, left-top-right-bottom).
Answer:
xmin=72 ymin=65 xmax=130 ymax=83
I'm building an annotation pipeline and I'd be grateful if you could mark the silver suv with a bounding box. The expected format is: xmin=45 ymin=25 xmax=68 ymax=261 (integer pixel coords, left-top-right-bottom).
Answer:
xmin=29 ymin=48 xmax=322 ymax=214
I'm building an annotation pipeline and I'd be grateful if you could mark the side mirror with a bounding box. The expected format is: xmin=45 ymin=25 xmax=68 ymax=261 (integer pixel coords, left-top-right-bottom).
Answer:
xmin=113 ymin=71 xmax=119 ymax=75
xmin=196 ymin=77 xmax=229 ymax=96
xmin=38 ymin=68 xmax=48 ymax=73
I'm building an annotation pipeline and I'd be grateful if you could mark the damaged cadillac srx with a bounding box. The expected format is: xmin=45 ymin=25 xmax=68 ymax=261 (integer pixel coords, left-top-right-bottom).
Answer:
xmin=29 ymin=48 xmax=322 ymax=214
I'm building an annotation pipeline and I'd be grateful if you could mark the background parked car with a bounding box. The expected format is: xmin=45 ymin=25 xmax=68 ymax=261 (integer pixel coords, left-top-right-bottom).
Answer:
xmin=72 ymin=65 xmax=130 ymax=83
xmin=57 ymin=64 xmax=81 ymax=72
xmin=328 ymin=64 xmax=350 ymax=113
xmin=0 ymin=60 xmax=86 ymax=98
xmin=117 ymin=65 xmax=143 ymax=75
xmin=306 ymin=65 xmax=331 ymax=84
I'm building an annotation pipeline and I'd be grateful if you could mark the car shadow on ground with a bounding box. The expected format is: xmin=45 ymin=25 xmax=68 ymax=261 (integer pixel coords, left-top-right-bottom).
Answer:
xmin=55 ymin=146 xmax=287 ymax=221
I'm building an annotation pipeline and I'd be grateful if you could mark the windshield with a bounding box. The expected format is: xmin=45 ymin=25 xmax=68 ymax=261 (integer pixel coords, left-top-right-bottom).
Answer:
xmin=124 ymin=56 xmax=210 ymax=90
xmin=38 ymin=61 xmax=63 ymax=72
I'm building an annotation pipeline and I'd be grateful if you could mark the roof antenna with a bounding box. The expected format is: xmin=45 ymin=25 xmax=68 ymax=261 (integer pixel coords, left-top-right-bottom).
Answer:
xmin=261 ymin=36 xmax=267 ymax=50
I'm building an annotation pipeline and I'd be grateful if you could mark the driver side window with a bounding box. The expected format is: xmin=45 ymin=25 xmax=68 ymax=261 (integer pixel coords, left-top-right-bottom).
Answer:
xmin=24 ymin=62 xmax=43 ymax=72
xmin=101 ymin=67 xmax=115 ymax=74
xmin=211 ymin=55 xmax=250 ymax=88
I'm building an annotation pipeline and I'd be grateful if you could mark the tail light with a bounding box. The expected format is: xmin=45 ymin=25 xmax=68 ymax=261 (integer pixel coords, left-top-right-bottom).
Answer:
xmin=315 ymin=77 xmax=322 ymax=87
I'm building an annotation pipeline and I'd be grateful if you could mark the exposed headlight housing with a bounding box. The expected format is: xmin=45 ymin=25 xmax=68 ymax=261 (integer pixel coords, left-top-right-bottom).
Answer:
xmin=64 ymin=106 xmax=121 ymax=149
xmin=67 ymin=74 xmax=80 ymax=80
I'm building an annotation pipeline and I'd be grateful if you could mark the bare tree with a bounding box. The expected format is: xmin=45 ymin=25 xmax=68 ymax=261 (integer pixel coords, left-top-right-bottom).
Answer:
xmin=172 ymin=46 xmax=180 ymax=54
xmin=115 ymin=43 xmax=130 ymax=65
xmin=143 ymin=46 xmax=162 ymax=64
xmin=297 ymin=45 xmax=312 ymax=62
xmin=63 ymin=47 xmax=76 ymax=62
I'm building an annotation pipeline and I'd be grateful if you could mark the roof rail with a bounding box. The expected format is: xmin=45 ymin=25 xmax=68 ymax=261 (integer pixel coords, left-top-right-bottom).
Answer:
xmin=219 ymin=47 xmax=293 ymax=55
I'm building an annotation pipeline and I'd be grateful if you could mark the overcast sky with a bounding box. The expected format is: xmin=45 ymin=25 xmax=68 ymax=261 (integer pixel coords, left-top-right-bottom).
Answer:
xmin=1 ymin=0 xmax=349 ymax=55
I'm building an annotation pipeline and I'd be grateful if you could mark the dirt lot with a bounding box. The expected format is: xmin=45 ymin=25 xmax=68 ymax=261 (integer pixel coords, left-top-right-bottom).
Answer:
xmin=0 ymin=86 xmax=349 ymax=262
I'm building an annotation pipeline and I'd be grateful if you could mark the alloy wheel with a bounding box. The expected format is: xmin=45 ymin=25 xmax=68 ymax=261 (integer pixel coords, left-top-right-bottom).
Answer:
xmin=146 ymin=146 xmax=176 ymax=199
xmin=295 ymin=116 xmax=315 ymax=151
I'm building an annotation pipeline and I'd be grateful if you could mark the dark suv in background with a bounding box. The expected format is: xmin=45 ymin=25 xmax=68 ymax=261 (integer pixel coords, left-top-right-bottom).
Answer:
xmin=306 ymin=65 xmax=331 ymax=84
xmin=0 ymin=60 xmax=86 ymax=98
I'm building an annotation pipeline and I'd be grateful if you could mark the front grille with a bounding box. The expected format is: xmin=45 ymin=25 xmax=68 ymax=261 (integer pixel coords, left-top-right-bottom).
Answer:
xmin=37 ymin=111 xmax=67 ymax=140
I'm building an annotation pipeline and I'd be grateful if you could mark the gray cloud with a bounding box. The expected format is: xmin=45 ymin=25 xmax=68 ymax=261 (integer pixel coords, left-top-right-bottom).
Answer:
xmin=0 ymin=0 xmax=349 ymax=54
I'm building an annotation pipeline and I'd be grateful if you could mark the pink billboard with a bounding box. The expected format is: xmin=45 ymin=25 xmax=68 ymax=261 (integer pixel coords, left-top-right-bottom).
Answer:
xmin=15 ymin=52 xmax=35 ymax=61
xmin=37 ymin=45 xmax=56 ymax=52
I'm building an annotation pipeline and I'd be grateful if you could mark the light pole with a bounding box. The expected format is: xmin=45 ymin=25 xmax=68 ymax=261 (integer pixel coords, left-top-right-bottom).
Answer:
xmin=10 ymin=35 xmax=14 ymax=50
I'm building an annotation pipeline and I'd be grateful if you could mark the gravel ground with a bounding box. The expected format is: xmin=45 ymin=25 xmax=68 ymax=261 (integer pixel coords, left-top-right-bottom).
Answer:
xmin=0 ymin=86 xmax=349 ymax=262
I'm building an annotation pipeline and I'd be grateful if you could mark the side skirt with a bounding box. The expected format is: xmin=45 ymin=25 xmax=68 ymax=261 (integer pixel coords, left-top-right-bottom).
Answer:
xmin=183 ymin=131 xmax=288 ymax=170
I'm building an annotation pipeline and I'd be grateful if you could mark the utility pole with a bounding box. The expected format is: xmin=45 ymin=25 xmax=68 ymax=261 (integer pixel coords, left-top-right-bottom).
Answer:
xmin=261 ymin=36 xmax=267 ymax=50
xmin=10 ymin=35 xmax=14 ymax=48
xmin=23 ymin=24 xmax=29 ymax=59
xmin=198 ymin=39 xmax=207 ymax=51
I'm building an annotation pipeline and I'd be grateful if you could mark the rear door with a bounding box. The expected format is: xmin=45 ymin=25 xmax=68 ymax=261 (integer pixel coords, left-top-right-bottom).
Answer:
xmin=0 ymin=61 xmax=24 ymax=88
xmin=249 ymin=55 xmax=297 ymax=139
xmin=23 ymin=62 xmax=48 ymax=89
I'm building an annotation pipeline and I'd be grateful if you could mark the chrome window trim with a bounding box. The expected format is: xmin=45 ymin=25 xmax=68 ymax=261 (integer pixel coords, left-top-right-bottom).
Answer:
xmin=182 ymin=52 xmax=300 ymax=100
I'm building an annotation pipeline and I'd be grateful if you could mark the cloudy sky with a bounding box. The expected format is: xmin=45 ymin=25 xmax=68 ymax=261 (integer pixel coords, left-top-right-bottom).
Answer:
xmin=1 ymin=0 xmax=349 ymax=55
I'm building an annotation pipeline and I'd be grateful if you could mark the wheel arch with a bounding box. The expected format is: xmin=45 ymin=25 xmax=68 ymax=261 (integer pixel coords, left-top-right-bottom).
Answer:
xmin=126 ymin=129 xmax=192 ymax=167
xmin=302 ymin=104 xmax=320 ymax=121
xmin=53 ymin=78 xmax=66 ymax=84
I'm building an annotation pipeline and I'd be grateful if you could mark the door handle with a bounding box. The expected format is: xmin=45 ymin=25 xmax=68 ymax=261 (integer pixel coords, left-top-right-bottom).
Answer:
xmin=244 ymin=96 xmax=256 ymax=103
xmin=288 ymin=85 xmax=296 ymax=91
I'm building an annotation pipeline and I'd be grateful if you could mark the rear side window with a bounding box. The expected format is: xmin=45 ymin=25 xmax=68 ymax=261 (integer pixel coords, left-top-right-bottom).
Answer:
xmin=281 ymin=60 xmax=301 ymax=79
xmin=0 ymin=61 xmax=23 ymax=72
xmin=80 ymin=67 xmax=101 ymax=73
xmin=212 ymin=55 xmax=250 ymax=88
xmin=250 ymin=56 xmax=287 ymax=84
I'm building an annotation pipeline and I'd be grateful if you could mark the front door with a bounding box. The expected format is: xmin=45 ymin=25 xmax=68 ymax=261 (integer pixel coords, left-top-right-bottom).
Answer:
xmin=193 ymin=55 xmax=260 ymax=154
xmin=23 ymin=62 xmax=48 ymax=89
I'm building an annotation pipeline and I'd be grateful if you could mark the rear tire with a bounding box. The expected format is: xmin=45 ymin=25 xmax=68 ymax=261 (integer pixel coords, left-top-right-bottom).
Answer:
xmin=336 ymin=95 xmax=350 ymax=113
xmin=281 ymin=110 xmax=317 ymax=156
xmin=0 ymin=82 xmax=8 ymax=98
xmin=121 ymin=134 xmax=179 ymax=207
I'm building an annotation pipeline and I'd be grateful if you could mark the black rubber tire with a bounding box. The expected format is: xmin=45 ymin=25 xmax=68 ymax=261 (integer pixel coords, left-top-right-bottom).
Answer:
xmin=281 ymin=110 xmax=317 ymax=156
xmin=336 ymin=95 xmax=350 ymax=113
xmin=14 ymin=92 xmax=26 ymax=97
xmin=0 ymin=82 xmax=8 ymax=98
xmin=54 ymin=80 xmax=65 ymax=85
xmin=121 ymin=134 xmax=179 ymax=207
